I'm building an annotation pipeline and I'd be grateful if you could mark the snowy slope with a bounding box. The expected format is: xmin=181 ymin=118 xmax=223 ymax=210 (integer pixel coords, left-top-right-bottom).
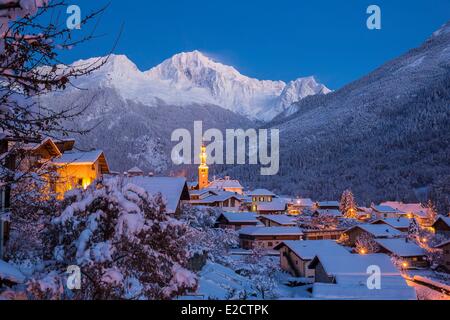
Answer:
xmin=225 ymin=20 xmax=450 ymax=208
xmin=68 ymin=51 xmax=330 ymax=121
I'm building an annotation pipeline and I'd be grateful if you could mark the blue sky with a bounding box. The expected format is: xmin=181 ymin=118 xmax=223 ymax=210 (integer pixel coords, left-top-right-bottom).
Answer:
xmin=60 ymin=0 xmax=450 ymax=89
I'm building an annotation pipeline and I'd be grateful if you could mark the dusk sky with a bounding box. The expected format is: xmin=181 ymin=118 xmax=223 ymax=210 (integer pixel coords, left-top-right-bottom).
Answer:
xmin=61 ymin=0 xmax=450 ymax=89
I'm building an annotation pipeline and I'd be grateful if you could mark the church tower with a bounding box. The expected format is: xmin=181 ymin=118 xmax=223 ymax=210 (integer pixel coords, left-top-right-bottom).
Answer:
xmin=198 ymin=143 xmax=209 ymax=189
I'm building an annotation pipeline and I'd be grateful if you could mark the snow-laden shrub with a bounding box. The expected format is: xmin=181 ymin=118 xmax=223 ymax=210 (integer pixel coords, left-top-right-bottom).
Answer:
xmin=33 ymin=177 xmax=197 ymax=300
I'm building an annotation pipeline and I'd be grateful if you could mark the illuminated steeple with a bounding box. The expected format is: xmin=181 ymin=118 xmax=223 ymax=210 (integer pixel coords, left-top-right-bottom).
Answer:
xmin=198 ymin=143 xmax=209 ymax=189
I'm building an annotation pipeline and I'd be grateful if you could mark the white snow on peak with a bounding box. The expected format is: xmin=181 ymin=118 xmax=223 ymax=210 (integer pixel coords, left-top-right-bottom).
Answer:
xmin=68 ymin=51 xmax=331 ymax=122
xmin=432 ymin=21 xmax=450 ymax=38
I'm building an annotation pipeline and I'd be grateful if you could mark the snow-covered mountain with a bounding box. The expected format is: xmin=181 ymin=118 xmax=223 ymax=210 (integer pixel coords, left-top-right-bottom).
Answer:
xmin=68 ymin=50 xmax=330 ymax=121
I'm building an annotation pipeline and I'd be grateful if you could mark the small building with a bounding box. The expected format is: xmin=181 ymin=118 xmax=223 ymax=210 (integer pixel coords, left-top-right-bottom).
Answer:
xmin=254 ymin=198 xmax=287 ymax=215
xmin=258 ymin=215 xmax=297 ymax=227
xmin=246 ymin=189 xmax=276 ymax=203
xmin=286 ymin=198 xmax=314 ymax=215
xmin=126 ymin=166 xmax=145 ymax=177
xmin=313 ymin=209 xmax=343 ymax=218
xmin=302 ymin=228 xmax=345 ymax=241
xmin=371 ymin=205 xmax=406 ymax=219
xmin=239 ymin=227 xmax=303 ymax=250
xmin=344 ymin=224 xmax=404 ymax=246
xmin=314 ymin=201 xmax=340 ymax=210
xmin=434 ymin=240 xmax=450 ymax=272
xmin=375 ymin=238 xmax=429 ymax=269
xmin=53 ymin=150 xmax=110 ymax=196
xmin=275 ymin=240 xmax=349 ymax=278
xmin=432 ymin=216 xmax=450 ymax=238
xmin=381 ymin=202 xmax=429 ymax=225
xmin=308 ymin=253 xmax=417 ymax=300
xmin=215 ymin=212 xmax=261 ymax=230
xmin=190 ymin=191 xmax=245 ymax=212
xmin=371 ymin=218 xmax=411 ymax=233
xmin=207 ymin=176 xmax=244 ymax=195
xmin=124 ymin=176 xmax=190 ymax=215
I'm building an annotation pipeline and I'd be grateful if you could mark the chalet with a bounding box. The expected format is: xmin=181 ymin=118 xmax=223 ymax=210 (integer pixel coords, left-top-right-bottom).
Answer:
xmin=126 ymin=166 xmax=145 ymax=177
xmin=124 ymin=176 xmax=190 ymax=215
xmin=189 ymin=188 xmax=219 ymax=201
xmin=215 ymin=212 xmax=261 ymax=230
xmin=238 ymin=227 xmax=303 ymax=250
xmin=254 ymin=198 xmax=287 ymax=215
xmin=0 ymin=259 xmax=25 ymax=288
xmin=314 ymin=201 xmax=340 ymax=210
xmin=275 ymin=240 xmax=349 ymax=278
xmin=344 ymin=224 xmax=404 ymax=246
xmin=190 ymin=190 xmax=245 ymax=212
xmin=432 ymin=216 xmax=450 ymax=238
xmin=302 ymin=228 xmax=345 ymax=241
xmin=207 ymin=176 xmax=244 ymax=195
xmin=371 ymin=218 xmax=411 ymax=233
xmin=247 ymin=189 xmax=276 ymax=203
xmin=356 ymin=207 xmax=372 ymax=221
xmin=258 ymin=215 xmax=297 ymax=227
xmin=53 ymin=150 xmax=110 ymax=196
xmin=375 ymin=238 xmax=428 ymax=269
xmin=371 ymin=204 xmax=406 ymax=219
xmin=286 ymin=198 xmax=314 ymax=215
xmin=313 ymin=209 xmax=342 ymax=218
xmin=308 ymin=253 xmax=417 ymax=300
xmin=381 ymin=202 xmax=429 ymax=225
xmin=434 ymin=240 xmax=450 ymax=272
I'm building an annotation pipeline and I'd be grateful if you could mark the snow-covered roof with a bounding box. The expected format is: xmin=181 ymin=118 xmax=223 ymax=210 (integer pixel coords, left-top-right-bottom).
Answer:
xmin=433 ymin=216 xmax=450 ymax=228
xmin=127 ymin=166 xmax=144 ymax=174
xmin=207 ymin=178 xmax=243 ymax=190
xmin=220 ymin=212 xmax=259 ymax=223
xmin=316 ymin=201 xmax=340 ymax=208
xmin=315 ymin=209 xmax=342 ymax=217
xmin=277 ymin=240 xmax=350 ymax=260
xmin=372 ymin=218 xmax=410 ymax=229
xmin=381 ymin=202 xmax=426 ymax=216
xmin=435 ymin=239 xmax=450 ymax=249
xmin=124 ymin=176 xmax=190 ymax=214
xmin=190 ymin=191 xmax=244 ymax=204
xmin=54 ymin=150 xmax=110 ymax=174
xmin=259 ymin=215 xmax=297 ymax=226
xmin=257 ymin=198 xmax=287 ymax=212
xmin=0 ymin=260 xmax=26 ymax=284
xmin=372 ymin=205 xmax=404 ymax=214
xmin=288 ymin=198 xmax=314 ymax=207
xmin=310 ymin=253 xmax=416 ymax=300
xmin=239 ymin=226 xmax=303 ymax=237
xmin=375 ymin=239 xmax=427 ymax=257
xmin=246 ymin=189 xmax=276 ymax=197
xmin=346 ymin=224 xmax=404 ymax=238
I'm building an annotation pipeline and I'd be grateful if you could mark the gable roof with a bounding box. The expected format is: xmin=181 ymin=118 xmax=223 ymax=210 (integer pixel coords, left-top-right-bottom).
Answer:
xmin=275 ymin=240 xmax=350 ymax=260
xmin=375 ymin=238 xmax=427 ymax=257
xmin=372 ymin=218 xmax=411 ymax=229
xmin=258 ymin=215 xmax=297 ymax=226
xmin=381 ymin=202 xmax=426 ymax=216
xmin=315 ymin=209 xmax=343 ymax=217
xmin=288 ymin=198 xmax=314 ymax=207
xmin=435 ymin=239 xmax=450 ymax=249
xmin=219 ymin=212 xmax=259 ymax=224
xmin=239 ymin=226 xmax=303 ymax=237
xmin=124 ymin=176 xmax=190 ymax=214
xmin=208 ymin=178 xmax=243 ymax=190
xmin=372 ymin=205 xmax=405 ymax=214
xmin=433 ymin=216 xmax=450 ymax=228
xmin=257 ymin=198 xmax=287 ymax=212
xmin=23 ymin=137 xmax=62 ymax=158
xmin=346 ymin=224 xmax=404 ymax=238
xmin=54 ymin=150 xmax=110 ymax=173
xmin=246 ymin=189 xmax=276 ymax=197
xmin=190 ymin=190 xmax=244 ymax=204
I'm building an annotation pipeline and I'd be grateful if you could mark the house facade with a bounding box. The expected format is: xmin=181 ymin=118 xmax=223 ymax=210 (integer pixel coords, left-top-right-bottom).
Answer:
xmin=435 ymin=240 xmax=450 ymax=272
xmin=344 ymin=224 xmax=404 ymax=247
xmin=432 ymin=216 xmax=450 ymax=238
xmin=215 ymin=212 xmax=261 ymax=230
xmin=238 ymin=227 xmax=303 ymax=250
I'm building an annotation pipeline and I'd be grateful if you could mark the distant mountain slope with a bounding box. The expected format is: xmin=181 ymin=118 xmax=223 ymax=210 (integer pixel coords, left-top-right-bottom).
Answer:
xmin=226 ymin=21 xmax=450 ymax=209
xmin=67 ymin=51 xmax=330 ymax=122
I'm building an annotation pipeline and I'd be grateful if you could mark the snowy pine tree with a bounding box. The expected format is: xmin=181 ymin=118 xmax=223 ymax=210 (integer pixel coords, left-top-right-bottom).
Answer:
xmin=340 ymin=190 xmax=358 ymax=219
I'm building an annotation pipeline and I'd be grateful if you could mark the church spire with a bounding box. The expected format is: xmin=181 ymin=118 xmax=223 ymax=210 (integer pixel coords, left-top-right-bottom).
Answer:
xmin=198 ymin=142 xmax=209 ymax=189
